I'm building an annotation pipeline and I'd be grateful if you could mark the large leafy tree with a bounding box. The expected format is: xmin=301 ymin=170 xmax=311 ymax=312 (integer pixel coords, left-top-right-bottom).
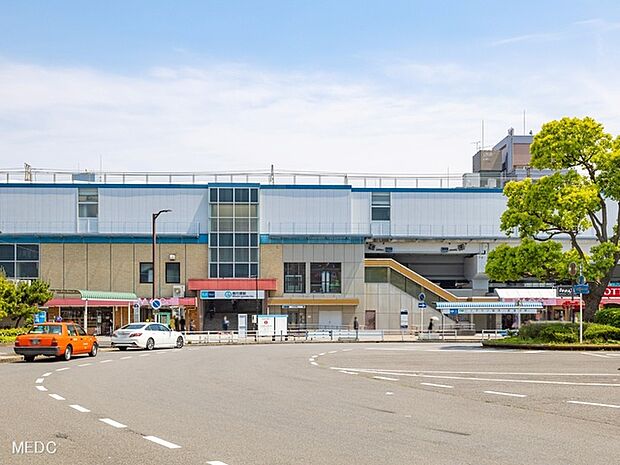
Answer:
xmin=486 ymin=117 xmax=620 ymax=321
xmin=0 ymin=276 xmax=53 ymax=327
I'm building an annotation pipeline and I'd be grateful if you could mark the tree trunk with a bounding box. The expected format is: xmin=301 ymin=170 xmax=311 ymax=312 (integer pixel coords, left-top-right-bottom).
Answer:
xmin=14 ymin=316 xmax=23 ymax=328
xmin=583 ymin=280 xmax=609 ymax=321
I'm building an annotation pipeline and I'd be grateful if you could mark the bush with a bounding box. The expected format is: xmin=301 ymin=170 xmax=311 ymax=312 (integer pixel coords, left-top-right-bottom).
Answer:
xmin=594 ymin=308 xmax=620 ymax=328
xmin=584 ymin=323 xmax=620 ymax=343
xmin=519 ymin=322 xmax=578 ymax=342
xmin=0 ymin=327 xmax=29 ymax=344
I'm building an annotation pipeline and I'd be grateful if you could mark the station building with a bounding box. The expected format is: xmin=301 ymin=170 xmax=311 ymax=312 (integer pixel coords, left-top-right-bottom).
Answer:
xmin=1 ymin=133 xmax=611 ymax=333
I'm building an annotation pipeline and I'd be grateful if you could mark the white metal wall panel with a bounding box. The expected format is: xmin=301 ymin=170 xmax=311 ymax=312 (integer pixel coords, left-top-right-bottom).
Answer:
xmin=0 ymin=187 xmax=77 ymax=233
xmin=98 ymin=188 xmax=208 ymax=235
xmin=350 ymin=191 xmax=370 ymax=235
xmin=260 ymin=188 xmax=352 ymax=235
xmin=390 ymin=191 xmax=507 ymax=237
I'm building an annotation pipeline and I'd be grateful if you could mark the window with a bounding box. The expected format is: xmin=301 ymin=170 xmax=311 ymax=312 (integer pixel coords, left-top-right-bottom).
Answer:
xmin=310 ymin=263 xmax=342 ymax=293
xmin=78 ymin=188 xmax=98 ymax=218
xmin=0 ymin=244 xmax=39 ymax=279
xmin=371 ymin=192 xmax=391 ymax=221
xmin=140 ymin=262 xmax=153 ymax=283
xmin=284 ymin=263 xmax=306 ymax=293
xmin=76 ymin=326 xmax=87 ymax=336
xmin=165 ymin=262 xmax=181 ymax=283
xmin=67 ymin=325 xmax=78 ymax=336
xmin=209 ymin=187 xmax=260 ymax=278
xmin=365 ymin=267 xmax=388 ymax=283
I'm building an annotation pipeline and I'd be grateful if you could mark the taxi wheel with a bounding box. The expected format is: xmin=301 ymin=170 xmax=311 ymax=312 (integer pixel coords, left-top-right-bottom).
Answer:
xmin=24 ymin=355 xmax=35 ymax=362
xmin=175 ymin=336 xmax=184 ymax=349
xmin=89 ymin=343 xmax=98 ymax=357
xmin=118 ymin=347 xmax=128 ymax=351
xmin=60 ymin=345 xmax=72 ymax=361
xmin=146 ymin=338 xmax=155 ymax=350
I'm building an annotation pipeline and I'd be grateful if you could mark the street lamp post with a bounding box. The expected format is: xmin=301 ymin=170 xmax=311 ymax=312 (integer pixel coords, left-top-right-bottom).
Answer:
xmin=152 ymin=210 xmax=172 ymax=311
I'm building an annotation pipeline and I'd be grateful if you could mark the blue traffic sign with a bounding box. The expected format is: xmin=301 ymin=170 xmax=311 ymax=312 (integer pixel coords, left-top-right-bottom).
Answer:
xmin=150 ymin=299 xmax=162 ymax=310
xmin=573 ymin=284 xmax=590 ymax=295
xmin=418 ymin=302 xmax=427 ymax=308
xmin=418 ymin=292 xmax=426 ymax=302
xmin=449 ymin=308 xmax=459 ymax=316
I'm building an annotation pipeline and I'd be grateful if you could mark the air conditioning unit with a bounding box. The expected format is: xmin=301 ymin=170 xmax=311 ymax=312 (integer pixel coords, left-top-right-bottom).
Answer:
xmin=172 ymin=285 xmax=185 ymax=297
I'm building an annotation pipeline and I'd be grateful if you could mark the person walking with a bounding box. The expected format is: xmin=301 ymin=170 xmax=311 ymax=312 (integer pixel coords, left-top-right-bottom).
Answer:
xmin=428 ymin=319 xmax=434 ymax=332
xmin=222 ymin=315 xmax=230 ymax=331
xmin=353 ymin=316 xmax=360 ymax=341
xmin=170 ymin=315 xmax=176 ymax=331
xmin=179 ymin=315 xmax=186 ymax=332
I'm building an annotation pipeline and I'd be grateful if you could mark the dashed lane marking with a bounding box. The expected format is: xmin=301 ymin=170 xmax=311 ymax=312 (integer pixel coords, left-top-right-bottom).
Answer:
xmin=310 ymin=362 xmax=318 ymax=366
xmin=139 ymin=354 xmax=150 ymax=357
xmin=78 ymin=363 xmax=92 ymax=367
xmin=328 ymin=350 xmax=338 ymax=354
xmin=36 ymin=386 xmax=48 ymax=392
xmin=567 ymin=401 xmax=620 ymax=409
xmin=385 ymin=392 xmax=394 ymax=396
xmin=342 ymin=349 xmax=353 ymax=352
xmin=49 ymin=394 xmax=65 ymax=401
xmin=69 ymin=404 xmax=90 ymax=413
xmin=373 ymin=376 xmax=399 ymax=381
xmin=99 ymin=418 xmax=127 ymax=428
xmin=143 ymin=435 xmax=182 ymax=449
xmin=120 ymin=356 xmax=132 ymax=360
xmin=338 ymin=371 xmax=358 ymax=375
xmin=581 ymin=352 xmax=612 ymax=359
xmin=35 ymin=378 xmax=44 ymax=383
xmin=319 ymin=352 xmax=326 ymax=356
xmin=484 ymin=390 xmax=527 ymax=398
xmin=420 ymin=382 xmax=454 ymax=389
xmin=207 ymin=461 xmax=231 ymax=465
xmin=308 ymin=358 xmax=315 ymax=362
xmin=100 ymin=359 xmax=113 ymax=363
xmin=55 ymin=367 xmax=70 ymax=372
xmin=42 ymin=372 xmax=52 ymax=377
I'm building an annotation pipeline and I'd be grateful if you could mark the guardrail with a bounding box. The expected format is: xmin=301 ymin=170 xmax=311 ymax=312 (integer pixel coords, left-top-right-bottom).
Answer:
xmin=480 ymin=329 xmax=510 ymax=340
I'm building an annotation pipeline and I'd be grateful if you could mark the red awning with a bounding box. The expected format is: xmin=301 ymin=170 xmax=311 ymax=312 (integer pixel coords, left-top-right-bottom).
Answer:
xmin=187 ymin=278 xmax=277 ymax=292
xmin=47 ymin=297 xmax=197 ymax=307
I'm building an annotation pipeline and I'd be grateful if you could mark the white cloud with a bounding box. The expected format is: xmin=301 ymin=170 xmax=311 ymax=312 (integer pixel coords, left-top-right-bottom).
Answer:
xmin=0 ymin=59 xmax=619 ymax=177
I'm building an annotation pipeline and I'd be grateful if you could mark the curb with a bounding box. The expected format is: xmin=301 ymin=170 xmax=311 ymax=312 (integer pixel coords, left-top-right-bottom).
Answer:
xmin=482 ymin=341 xmax=620 ymax=351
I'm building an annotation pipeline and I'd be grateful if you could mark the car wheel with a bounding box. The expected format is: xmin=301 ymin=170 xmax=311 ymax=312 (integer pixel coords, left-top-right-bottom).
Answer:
xmin=60 ymin=345 xmax=72 ymax=361
xmin=118 ymin=346 xmax=128 ymax=351
xmin=89 ymin=343 xmax=98 ymax=357
xmin=24 ymin=355 xmax=35 ymax=362
xmin=175 ymin=336 xmax=184 ymax=349
xmin=146 ymin=338 xmax=155 ymax=350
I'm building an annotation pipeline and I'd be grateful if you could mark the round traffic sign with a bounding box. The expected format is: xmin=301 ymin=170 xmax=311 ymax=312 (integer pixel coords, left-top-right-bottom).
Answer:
xmin=150 ymin=299 xmax=162 ymax=310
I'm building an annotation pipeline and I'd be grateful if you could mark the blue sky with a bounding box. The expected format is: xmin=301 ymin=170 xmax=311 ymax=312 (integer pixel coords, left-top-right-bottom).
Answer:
xmin=1 ymin=1 xmax=620 ymax=174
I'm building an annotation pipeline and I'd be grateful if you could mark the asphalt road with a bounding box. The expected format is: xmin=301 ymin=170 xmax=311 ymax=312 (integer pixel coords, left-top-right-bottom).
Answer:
xmin=1 ymin=342 xmax=619 ymax=465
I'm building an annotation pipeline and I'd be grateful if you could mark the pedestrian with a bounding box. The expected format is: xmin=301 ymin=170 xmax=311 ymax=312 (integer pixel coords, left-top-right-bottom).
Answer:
xmin=222 ymin=315 xmax=230 ymax=331
xmin=190 ymin=319 xmax=196 ymax=331
xmin=428 ymin=319 xmax=434 ymax=332
xmin=353 ymin=316 xmax=359 ymax=340
xmin=170 ymin=315 xmax=176 ymax=331
xmin=180 ymin=315 xmax=186 ymax=332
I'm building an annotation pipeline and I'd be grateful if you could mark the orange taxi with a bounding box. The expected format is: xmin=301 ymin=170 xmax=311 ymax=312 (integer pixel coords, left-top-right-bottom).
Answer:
xmin=14 ymin=322 xmax=98 ymax=362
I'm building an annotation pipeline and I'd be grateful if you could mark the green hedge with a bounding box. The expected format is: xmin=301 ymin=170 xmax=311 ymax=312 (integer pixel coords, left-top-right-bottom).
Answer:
xmin=517 ymin=322 xmax=620 ymax=344
xmin=594 ymin=308 xmax=620 ymax=328
xmin=0 ymin=327 xmax=30 ymax=344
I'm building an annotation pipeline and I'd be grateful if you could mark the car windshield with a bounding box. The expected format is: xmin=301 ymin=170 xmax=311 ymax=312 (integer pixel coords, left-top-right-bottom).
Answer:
xmin=121 ymin=324 xmax=146 ymax=330
xmin=29 ymin=325 xmax=62 ymax=335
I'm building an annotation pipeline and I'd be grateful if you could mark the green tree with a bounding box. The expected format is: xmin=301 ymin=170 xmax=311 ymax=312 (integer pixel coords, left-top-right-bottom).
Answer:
xmin=0 ymin=275 xmax=17 ymax=321
xmin=10 ymin=280 xmax=54 ymax=328
xmin=486 ymin=117 xmax=620 ymax=321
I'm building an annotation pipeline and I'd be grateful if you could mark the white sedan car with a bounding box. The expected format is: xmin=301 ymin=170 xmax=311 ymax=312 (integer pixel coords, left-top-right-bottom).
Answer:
xmin=111 ymin=322 xmax=185 ymax=351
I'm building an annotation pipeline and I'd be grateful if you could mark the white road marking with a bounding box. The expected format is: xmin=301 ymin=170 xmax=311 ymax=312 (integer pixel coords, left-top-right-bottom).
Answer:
xmin=207 ymin=461 xmax=231 ymax=465
xmin=69 ymin=404 xmax=90 ymax=413
xmin=328 ymin=350 xmax=338 ymax=354
xmin=342 ymin=348 xmax=353 ymax=352
xmin=330 ymin=368 xmax=620 ymax=387
xmin=420 ymin=382 xmax=454 ymax=389
xmin=338 ymin=370 xmax=358 ymax=375
xmin=42 ymin=372 xmax=52 ymax=377
xmin=99 ymin=418 xmax=127 ymax=428
xmin=567 ymin=401 xmax=620 ymax=409
xmin=35 ymin=378 xmax=44 ymax=383
xmin=319 ymin=353 xmax=326 ymax=356
xmin=49 ymin=394 xmax=65 ymax=401
xmin=36 ymin=386 xmax=48 ymax=391
xmin=143 ymin=435 xmax=182 ymax=449
xmin=310 ymin=362 xmax=318 ymax=366
xmin=373 ymin=376 xmax=399 ymax=381
xmin=55 ymin=367 xmax=70 ymax=372
xmin=100 ymin=359 xmax=113 ymax=363
xmin=484 ymin=390 xmax=527 ymax=398
xmin=78 ymin=363 xmax=92 ymax=367
xmin=139 ymin=354 xmax=150 ymax=357
xmin=385 ymin=392 xmax=394 ymax=396
xmin=308 ymin=358 xmax=315 ymax=362
xmin=120 ymin=356 xmax=132 ymax=360
xmin=581 ymin=352 xmax=611 ymax=359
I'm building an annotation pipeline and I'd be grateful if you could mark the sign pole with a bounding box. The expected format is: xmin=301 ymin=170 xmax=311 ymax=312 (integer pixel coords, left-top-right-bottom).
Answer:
xmin=579 ymin=291 xmax=583 ymax=344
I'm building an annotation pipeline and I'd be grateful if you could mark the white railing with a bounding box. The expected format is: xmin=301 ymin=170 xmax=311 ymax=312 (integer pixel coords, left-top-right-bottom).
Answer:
xmin=0 ymin=220 xmax=201 ymax=236
xmin=0 ymin=166 xmax=535 ymax=189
